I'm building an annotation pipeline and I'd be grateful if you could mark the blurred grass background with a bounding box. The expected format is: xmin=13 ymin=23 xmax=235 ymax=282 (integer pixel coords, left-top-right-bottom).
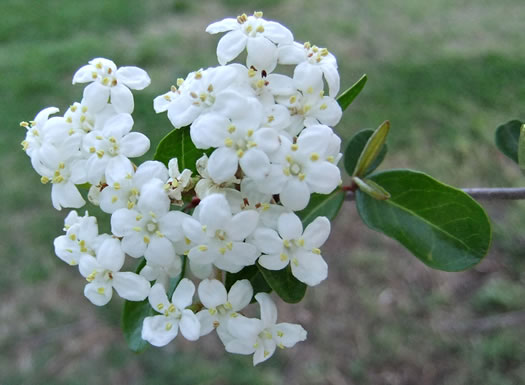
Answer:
xmin=1 ymin=0 xmax=525 ymax=384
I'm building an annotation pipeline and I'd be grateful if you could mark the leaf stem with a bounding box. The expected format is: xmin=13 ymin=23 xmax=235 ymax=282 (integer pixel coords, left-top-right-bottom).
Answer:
xmin=344 ymin=187 xmax=525 ymax=201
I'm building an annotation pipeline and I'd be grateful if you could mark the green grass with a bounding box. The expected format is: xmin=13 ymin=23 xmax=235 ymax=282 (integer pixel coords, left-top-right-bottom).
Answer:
xmin=2 ymin=0 xmax=525 ymax=384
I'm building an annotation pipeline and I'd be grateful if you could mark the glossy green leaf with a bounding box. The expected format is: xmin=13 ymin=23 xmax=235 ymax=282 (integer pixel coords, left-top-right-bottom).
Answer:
xmin=495 ymin=119 xmax=523 ymax=164
xmin=257 ymin=263 xmax=307 ymax=304
xmin=352 ymin=176 xmax=390 ymax=200
xmin=353 ymin=121 xmax=390 ymax=177
xmin=153 ymin=126 xmax=211 ymax=172
xmin=356 ymin=169 xmax=491 ymax=272
xmin=122 ymin=259 xmax=152 ymax=353
xmin=519 ymin=123 xmax=525 ymax=172
xmin=344 ymin=129 xmax=388 ymax=177
xmin=296 ymin=188 xmax=346 ymax=227
xmin=225 ymin=265 xmax=271 ymax=302
xmin=337 ymin=74 xmax=367 ymax=111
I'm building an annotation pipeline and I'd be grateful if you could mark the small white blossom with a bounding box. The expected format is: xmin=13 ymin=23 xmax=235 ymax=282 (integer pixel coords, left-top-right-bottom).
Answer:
xmin=158 ymin=65 xmax=246 ymax=129
xmin=142 ymin=280 xmax=200 ymax=346
xmin=111 ymin=179 xmax=188 ymax=266
xmin=225 ymin=293 xmax=306 ymax=365
xmin=79 ymin=237 xmax=151 ymax=306
xmin=206 ymin=12 xmax=293 ymax=72
xmin=190 ymin=95 xmax=279 ymax=183
xmin=251 ymin=212 xmax=330 ymax=286
xmin=183 ymin=194 xmax=259 ymax=274
xmin=54 ymin=211 xmax=102 ymax=266
xmin=165 ymin=158 xmax=193 ymax=205
xmin=278 ymin=41 xmax=340 ymax=97
xmin=83 ymin=113 xmax=150 ymax=185
xmin=196 ymin=279 xmax=253 ymax=338
xmin=258 ymin=125 xmax=342 ymax=211
xmin=99 ymin=160 xmax=168 ymax=214
xmin=73 ymin=58 xmax=151 ymax=113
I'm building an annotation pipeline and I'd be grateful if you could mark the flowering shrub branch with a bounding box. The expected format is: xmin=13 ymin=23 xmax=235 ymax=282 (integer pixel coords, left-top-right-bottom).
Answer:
xmin=20 ymin=11 xmax=515 ymax=365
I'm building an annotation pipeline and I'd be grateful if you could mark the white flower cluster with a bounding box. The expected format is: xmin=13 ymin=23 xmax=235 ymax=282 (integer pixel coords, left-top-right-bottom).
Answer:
xmin=20 ymin=12 xmax=343 ymax=366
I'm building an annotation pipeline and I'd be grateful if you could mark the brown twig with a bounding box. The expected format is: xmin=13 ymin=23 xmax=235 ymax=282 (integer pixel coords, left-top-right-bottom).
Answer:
xmin=344 ymin=187 xmax=525 ymax=201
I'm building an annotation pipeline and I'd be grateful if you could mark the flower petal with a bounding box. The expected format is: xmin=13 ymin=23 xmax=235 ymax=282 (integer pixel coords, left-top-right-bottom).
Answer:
xmin=228 ymin=279 xmax=253 ymax=311
xmin=120 ymin=133 xmax=150 ymax=158
xmin=207 ymin=147 xmax=239 ymax=184
xmin=278 ymin=212 xmax=303 ymax=240
xmin=172 ymin=278 xmax=195 ymax=309
xmin=291 ymin=251 xmax=328 ymax=286
xmin=97 ymin=237 xmax=125 ymax=272
xmin=246 ymin=36 xmax=278 ymax=72
xmin=272 ymin=322 xmax=307 ymax=347
xmin=251 ymin=227 xmax=283 ymax=254
xmin=142 ymin=315 xmax=178 ymax=347
xmin=255 ymin=292 xmax=277 ymax=327
xmin=145 ymin=236 xmax=175 ymax=266
xmin=116 ymin=66 xmax=151 ymax=90
xmin=303 ymin=216 xmax=331 ymax=249
xmin=110 ymin=84 xmax=134 ymax=113
xmin=83 ymin=82 xmax=110 ymax=113
xmin=196 ymin=310 xmax=216 ymax=336
xmin=113 ymin=272 xmax=150 ymax=301
xmin=84 ymin=281 xmax=113 ymax=306
xmin=228 ymin=210 xmax=259 ymax=241
xmin=206 ymin=18 xmax=238 ymax=34
xmin=198 ymin=279 xmax=228 ymax=308
xmin=216 ymin=30 xmax=247 ymax=65
xmin=259 ymin=253 xmax=289 ymax=270
xmin=279 ymin=179 xmax=310 ymax=211
xmin=179 ymin=309 xmax=201 ymax=341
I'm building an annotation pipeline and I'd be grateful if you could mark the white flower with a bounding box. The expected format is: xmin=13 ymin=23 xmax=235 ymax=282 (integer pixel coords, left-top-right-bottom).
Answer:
xmin=142 ymin=280 xmax=200 ymax=346
xmin=251 ymin=212 xmax=330 ymax=286
xmin=54 ymin=211 xmax=102 ymax=266
xmin=190 ymin=95 xmax=280 ymax=183
xmin=83 ymin=113 xmax=150 ymax=185
xmin=79 ymin=237 xmax=151 ymax=306
xmin=72 ymin=58 xmax=151 ymax=113
xmin=165 ymin=158 xmax=193 ymax=205
xmin=99 ymin=160 xmax=168 ymax=214
xmin=196 ymin=279 xmax=253 ymax=338
xmin=278 ymin=41 xmax=340 ymax=97
xmin=35 ymin=135 xmax=87 ymax=210
xmin=224 ymin=293 xmax=306 ymax=365
xmin=111 ymin=179 xmax=188 ymax=266
xmin=206 ymin=12 xmax=293 ymax=71
xmin=159 ymin=65 xmax=245 ymax=128
xmin=183 ymin=194 xmax=259 ymax=274
xmin=275 ymin=65 xmax=342 ymax=136
xmin=258 ymin=125 xmax=342 ymax=211
xmin=193 ymin=154 xmax=241 ymax=207
xmin=21 ymin=107 xmax=70 ymax=174
xmin=229 ymin=178 xmax=287 ymax=230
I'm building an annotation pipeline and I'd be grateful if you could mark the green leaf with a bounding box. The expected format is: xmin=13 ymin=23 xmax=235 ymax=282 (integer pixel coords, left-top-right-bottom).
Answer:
xmin=353 ymin=121 xmax=390 ymax=177
xmin=344 ymin=129 xmax=388 ymax=177
xmin=225 ymin=265 xmax=272 ymax=302
xmin=122 ymin=259 xmax=152 ymax=353
xmin=296 ymin=188 xmax=345 ymax=227
xmin=352 ymin=176 xmax=390 ymax=200
xmin=257 ymin=263 xmax=307 ymax=304
xmin=519 ymin=123 xmax=525 ymax=172
xmin=495 ymin=119 xmax=523 ymax=164
xmin=355 ymin=169 xmax=491 ymax=272
xmin=153 ymin=126 xmax=211 ymax=172
xmin=337 ymin=74 xmax=367 ymax=111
